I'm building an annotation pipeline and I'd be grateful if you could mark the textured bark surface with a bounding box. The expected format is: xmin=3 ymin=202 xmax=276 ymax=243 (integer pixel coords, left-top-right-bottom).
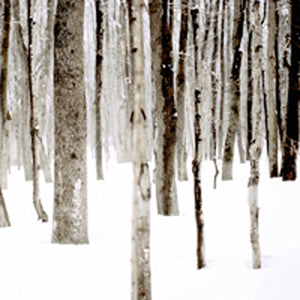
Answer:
xmin=264 ymin=0 xmax=278 ymax=177
xmin=248 ymin=1 xmax=262 ymax=269
xmin=130 ymin=1 xmax=151 ymax=299
xmin=211 ymin=0 xmax=220 ymax=189
xmin=52 ymin=0 xmax=88 ymax=244
xmin=28 ymin=0 xmax=48 ymax=222
xmin=95 ymin=0 xmax=104 ymax=180
xmin=191 ymin=3 xmax=205 ymax=269
xmin=150 ymin=0 xmax=178 ymax=216
xmin=222 ymin=0 xmax=246 ymax=180
xmin=176 ymin=0 xmax=189 ymax=182
xmin=281 ymin=0 xmax=299 ymax=181
xmin=0 ymin=0 xmax=10 ymax=190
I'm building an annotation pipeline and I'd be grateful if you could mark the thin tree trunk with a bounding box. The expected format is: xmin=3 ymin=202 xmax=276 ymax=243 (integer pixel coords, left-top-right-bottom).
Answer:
xmin=211 ymin=0 xmax=220 ymax=189
xmin=281 ymin=0 xmax=299 ymax=181
xmin=191 ymin=2 xmax=205 ymax=269
xmin=95 ymin=0 xmax=104 ymax=180
xmin=176 ymin=0 xmax=189 ymax=182
xmin=222 ymin=0 xmax=246 ymax=180
xmin=52 ymin=0 xmax=88 ymax=244
xmin=130 ymin=1 xmax=151 ymax=298
xmin=28 ymin=0 xmax=48 ymax=222
xmin=0 ymin=188 xmax=10 ymax=227
xmin=248 ymin=1 xmax=262 ymax=269
xmin=265 ymin=0 xmax=278 ymax=177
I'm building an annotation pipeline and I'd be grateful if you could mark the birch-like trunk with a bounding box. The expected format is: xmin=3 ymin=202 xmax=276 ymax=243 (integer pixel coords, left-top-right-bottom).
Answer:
xmin=222 ymin=0 xmax=245 ymax=180
xmin=95 ymin=0 xmax=104 ymax=180
xmin=150 ymin=0 xmax=179 ymax=216
xmin=28 ymin=0 xmax=48 ymax=222
xmin=191 ymin=2 xmax=205 ymax=269
xmin=52 ymin=0 xmax=88 ymax=244
xmin=247 ymin=1 xmax=262 ymax=269
xmin=176 ymin=0 xmax=189 ymax=182
xmin=130 ymin=1 xmax=151 ymax=299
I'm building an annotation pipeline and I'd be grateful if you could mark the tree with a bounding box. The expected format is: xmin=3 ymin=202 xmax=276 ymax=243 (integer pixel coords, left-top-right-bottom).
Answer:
xmin=149 ymin=0 xmax=179 ymax=216
xmin=281 ymin=0 xmax=299 ymax=181
xmin=52 ymin=0 xmax=88 ymax=244
xmin=95 ymin=0 xmax=104 ymax=180
xmin=0 ymin=0 xmax=10 ymax=227
xmin=247 ymin=0 xmax=262 ymax=269
xmin=176 ymin=0 xmax=189 ymax=182
xmin=191 ymin=1 xmax=205 ymax=269
xmin=130 ymin=1 xmax=152 ymax=298
xmin=222 ymin=0 xmax=246 ymax=180
xmin=28 ymin=0 xmax=48 ymax=222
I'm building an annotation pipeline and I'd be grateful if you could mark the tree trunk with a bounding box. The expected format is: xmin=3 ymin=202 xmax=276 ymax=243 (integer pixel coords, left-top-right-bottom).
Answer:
xmin=211 ymin=0 xmax=220 ymax=189
xmin=52 ymin=0 xmax=88 ymax=244
xmin=149 ymin=0 xmax=179 ymax=216
xmin=28 ymin=0 xmax=48 ymax=222
xmin=265 ymin=0 xmax=278 ymax=177
xmin=176 ymin=0 xmax=189 ymax=182
xmin=247 ymin=1 xmax=262 ymax=269
xmin=222 ymin=0 xmax=246 ymax=180
xmin=0 ymin=188 xmax=10 ymax=227
xmin=191 ymin=2 xmax=205 ymax=269
xmin=281 ymin=0 xmax=299 ymax=181
xmin=130 ymin=1 xmax=152 ymax=298
xmin=95 ymin=0 xmax=104 ymax=180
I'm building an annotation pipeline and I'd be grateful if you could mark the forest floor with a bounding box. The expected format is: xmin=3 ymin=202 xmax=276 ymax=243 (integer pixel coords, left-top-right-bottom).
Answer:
xmin=0 ymin=153 xmax=299 ymax=299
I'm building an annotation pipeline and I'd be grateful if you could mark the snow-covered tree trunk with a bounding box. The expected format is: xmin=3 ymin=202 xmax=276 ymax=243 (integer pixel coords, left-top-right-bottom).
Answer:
xmin=28 ymin=0 xmax=48 ymax=222
xmin=52 ymin=0 xmax=88 ymax=244
xmin=150 ymin=0 xmax=179 ymax=216
xmin=191 ymin=2 xmax=205 ymax=269
xmin=247 ymin=0 xmax=262 ymax=269
xmin=222 ymin=0 xmax=245 ymax=180
xmin=264 ymin=0 xmax=278 ymax=177
xmin=95 ymin=0 xmax=104 ymax=180
xmin=130 ymin=1 xmax=151 ymax=299
xmin=176 ymin=0 xmax=189 ymax=182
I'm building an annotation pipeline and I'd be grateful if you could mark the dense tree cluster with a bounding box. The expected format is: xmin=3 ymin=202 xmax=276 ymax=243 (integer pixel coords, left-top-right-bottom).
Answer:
xmin=0 ymin=0 xmax=298 ymax=298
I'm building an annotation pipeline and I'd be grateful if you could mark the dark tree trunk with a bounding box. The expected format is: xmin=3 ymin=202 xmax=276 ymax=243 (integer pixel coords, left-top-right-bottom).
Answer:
xmin=281 ymin=0 xmax=299 ymax=181
xmin=95 ymin=0 xmax=104 ymax=180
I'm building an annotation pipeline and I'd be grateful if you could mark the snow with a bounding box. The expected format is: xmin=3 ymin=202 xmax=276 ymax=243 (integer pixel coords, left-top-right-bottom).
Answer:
xmin=1 ymin=156 xmax=300 ymax=300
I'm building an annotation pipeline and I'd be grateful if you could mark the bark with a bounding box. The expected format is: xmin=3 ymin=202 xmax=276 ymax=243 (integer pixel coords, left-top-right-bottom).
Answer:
xmin=28 ymin=0 xmax=48 ymax=222
xmin=265 ymin=0 xmax=278 ymax=177
xmin=0 ymin=0 xmax=10 ymax=190
xmin=0 ymin=188 xmax=10 ymax=227
xmin=130 ymin=1 xmax=152 ymax=298
xmin=150 ymin=0 xmax=179 ymax=216
xmin=281 ymin=0 xmax=299 ymax=181
xmin=52 ymin=0 xmax=88 ymax=244
xmin=95 ymin=0 xmax=104 ymax=180
xmin=191 ymin=3 xmax=205 ymax=269
xmin=222 ymin=0 xmax=246 ymax=180
xmin=176 ymin=0 xmax=189 ymax=182
xmin=211 ymin=0 xmax=220 ymax=189
xmin=247 ymin=1 xmax=262 ymax=269
xmin=0 ymin=0 xmax=10 ymax=227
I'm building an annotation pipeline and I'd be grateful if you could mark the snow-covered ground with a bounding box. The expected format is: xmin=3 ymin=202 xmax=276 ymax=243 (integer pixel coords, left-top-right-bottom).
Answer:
xmin=0 ymin=155 xmax=300 ymax=300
